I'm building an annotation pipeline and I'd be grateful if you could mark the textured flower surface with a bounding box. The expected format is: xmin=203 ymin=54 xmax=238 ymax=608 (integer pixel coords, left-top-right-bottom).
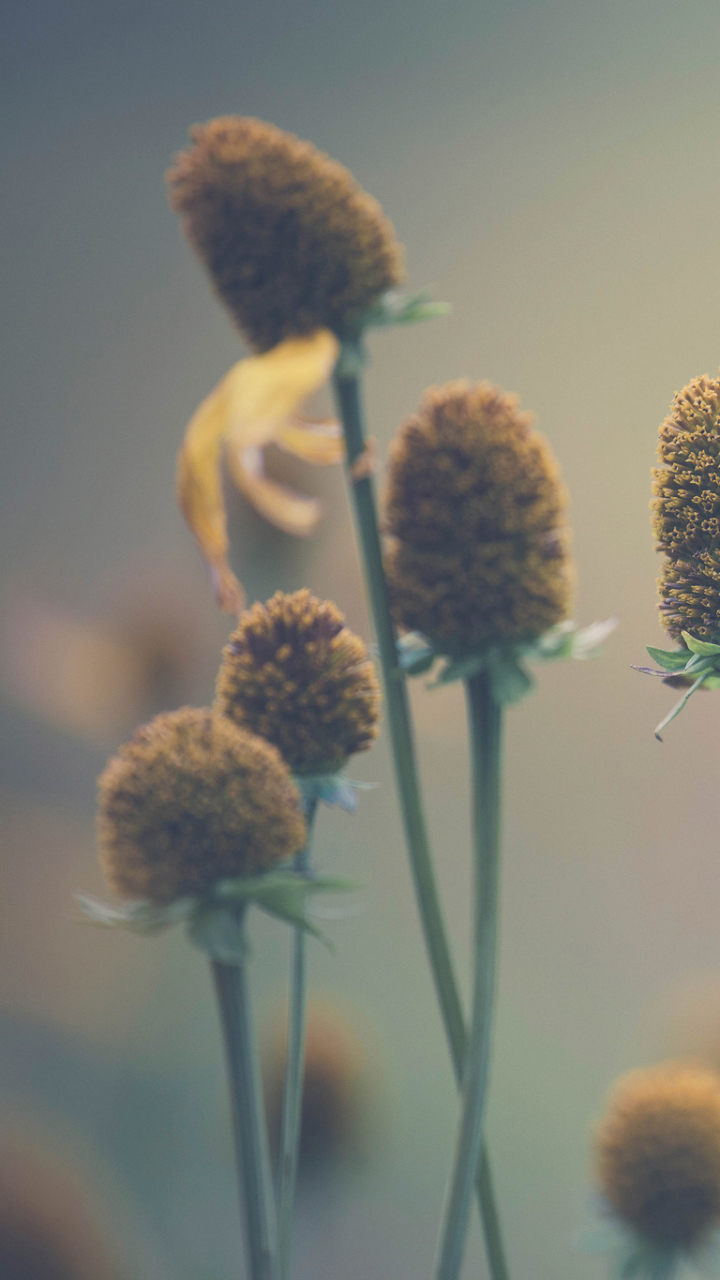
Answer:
xmin=216 ymin=589 xmax=380 ymax=775
xmin=384 ymin=380 xmax=573 ymax=653
xmin=652 ymin=372 xmax=720 ymax=642
xmin=98 ymin=706 xmax=306 ymax=904
xmin=596 ymin=1064 xmax=720 ymax=1252
xmin=167 ymin=116 xmax=403 ymax=353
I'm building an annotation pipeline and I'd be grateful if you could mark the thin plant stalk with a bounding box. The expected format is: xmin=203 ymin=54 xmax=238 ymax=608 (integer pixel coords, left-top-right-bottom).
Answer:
xmin=332 ymin=359 xmax=509 ymax=1280
xmin=277 ymin=799 xmax=318 ymax=1280
xmin=435 ymin=671 xmax=502 ymax=1280
xmin=212 ymin=922 xmax=278 ymax=1280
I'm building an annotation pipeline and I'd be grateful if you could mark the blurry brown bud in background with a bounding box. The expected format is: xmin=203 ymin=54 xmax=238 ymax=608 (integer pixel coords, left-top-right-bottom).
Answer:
xmin=384 ymin=381 xmax=573 ymax=653
xmin=263 ymin=1000 xmax=376 ymax=1173
xmin=595 ymin=1062 xmax=720 ymax=1250
xmin=0 ymin=1137 xmax=124 ymax=1280
xmin=167 ymin=116 xmax=404 ymax=352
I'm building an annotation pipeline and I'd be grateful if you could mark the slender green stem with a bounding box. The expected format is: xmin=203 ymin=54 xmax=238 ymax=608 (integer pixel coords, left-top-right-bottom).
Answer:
xmin=435 ymin=672 xmax=502 ymax=1280
xmin=277 ymin=800 xmax=318 ymax=1280
xmin=212 ymin=927 xmax=278 ymax=1280
xmin=332 ymin=363 xmax=509 ymax=1280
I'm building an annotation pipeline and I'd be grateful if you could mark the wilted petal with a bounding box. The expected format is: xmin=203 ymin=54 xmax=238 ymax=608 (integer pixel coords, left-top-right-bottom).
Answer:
xmin=226 ymin=445 xmax=322 ymax=537
xmin=176 ymin=365 xmax=245 ymax=614
xmin=176 ymin=329 xmax=340 ymax=612
xmin=277 ymin=417 xmax=345 ymax=465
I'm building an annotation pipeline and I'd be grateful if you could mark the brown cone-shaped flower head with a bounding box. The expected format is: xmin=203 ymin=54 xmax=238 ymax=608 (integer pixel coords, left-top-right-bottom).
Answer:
xmin=596 ymin=1063 xmax=720 ymax=1249
xmin=98 ymin=706 xmax=305 ymax=904
xmin=652 ymin=372 xmax=720 ymax=641
xmin=167 ymin=116 xmax=403 ymax=352
xmin=216 ymin=589 xmax=380 ymax=775
xmin=384 ymin=381 xmax=573 ymax=652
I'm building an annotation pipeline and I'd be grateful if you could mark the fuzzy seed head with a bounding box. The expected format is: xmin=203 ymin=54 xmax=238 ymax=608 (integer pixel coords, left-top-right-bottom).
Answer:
xmin=596 ymin=1064 xmax=720 ymax=1249
xmin=167 ymin=116 xmax=404 ymax=352
xmin=216 ymin=590 xmax=380 ymax=775
xmin=98 ymin=707 xmax=306 ymax=904
xmin=652 ymin=373 xmax=720 ymax=641
xmin=384 ymin=381 xmax=573 ymax=652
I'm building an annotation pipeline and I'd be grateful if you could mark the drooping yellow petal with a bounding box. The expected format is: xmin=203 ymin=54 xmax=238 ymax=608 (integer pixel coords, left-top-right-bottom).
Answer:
xmin=225 ymin=329 xmax=340 ymax=451
xmin=176 ymin=328 xmax=340 ymax=614
xmin=225 ymin=446 xmax=322 ymax=537
xmin=276 ymin=417 xmax=345 ymax=465
xmin=176 ymin=365 xmax=245 ymax=614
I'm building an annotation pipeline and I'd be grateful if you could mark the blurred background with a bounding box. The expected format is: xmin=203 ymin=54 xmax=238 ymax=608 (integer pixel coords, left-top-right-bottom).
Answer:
xmin=3 ymin=0 xmax=720 ymax=1275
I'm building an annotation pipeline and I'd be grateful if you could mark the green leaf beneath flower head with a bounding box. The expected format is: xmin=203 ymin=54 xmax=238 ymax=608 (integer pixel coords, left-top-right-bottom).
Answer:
xmin=487 ymin=652 xmax=535 ymax=704
xmin=646 ymin=646 xmax=694 ymax=671
xmin=429 ymin=652 xmax=489 ymax=686
xmin=681 ymin=631 xmax=720 ymax=656
xmin=187 ymin=905 xmax=249 ymax=964
xmin=362 ymin=288 xmax=451 ymax=330
xmin=212 ymin=871 xmax=358 ymax=946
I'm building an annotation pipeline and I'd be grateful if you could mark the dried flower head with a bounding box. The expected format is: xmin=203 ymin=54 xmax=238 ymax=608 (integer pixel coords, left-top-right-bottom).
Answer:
xmin=216 ymin=589 xmax=380 ymax=775
xmin=596 ymin=1063 xmax=720 ymax=1249
xmin=384 ymin=380 xmax=573 ymax=652
xmin=652 ymin=373 xmax=720 ymax=641
xmin=98 ymin=707 xmax=306 ymax=904
xmin=167 ymin=116 xmax=403 ymax=352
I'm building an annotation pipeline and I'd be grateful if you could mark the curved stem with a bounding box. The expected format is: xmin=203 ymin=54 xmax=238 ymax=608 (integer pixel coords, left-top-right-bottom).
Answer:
xmin=435 ymin=672 xmax=502 ymax=1280
xmin=212 ymin=931 xmax=278 ymax=1280
xmin=332 ymin=364 xmax=509 ymax=1280
xmin=277 ymin=801 xmax=318 ymax=1280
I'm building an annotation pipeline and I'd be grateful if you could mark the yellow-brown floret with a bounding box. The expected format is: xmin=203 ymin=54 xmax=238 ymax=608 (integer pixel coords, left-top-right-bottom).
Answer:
xmin=384 ymin=381 xmax=572 ymax=652
xmin=596 ymin=1064 xmax=720 ymax=1249
xmin=652 ymin=373 xmax=720 ymax=641
xmin=216 ymin=590 xmax=380 ymax=775
xmin=658 ymin=552 xmax=720 ymax=642
xmin=167 ymin=116 xmax=403 ymax=353
xmin=652 ymin=374 xmax=720 ymax=559
xmin=98 ymin=707 xmax=306 ymax=904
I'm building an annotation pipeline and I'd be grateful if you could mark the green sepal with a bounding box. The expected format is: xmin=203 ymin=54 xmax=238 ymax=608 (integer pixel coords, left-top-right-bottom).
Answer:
xmin=76 ymin=871 xmax=357 ymax=954
xmin=207 ymin=871 xmax=357 ymax=946
xmin=187 ymin=906 xmax=249 ymax=965
xmin=75 ymin=893 xmax=195 ymax=932
xmin=295 ymin=772 xmax=360 ymax=812
xmin=646 ymin=646 xmax=692 ymax=671
xmin=401 ymin=617 xmax=615 ymax=694
xmin=361 ymin=288 xmax=451 ymax=331
xmin=487 ymin=651 xmax=535 ymax=704
xmin=681 ymin=630 xmax=720 ymax=656
xmin=653 ymin=667 xmax=711 ymax=741
xmin=429 ymin=652 xmax=488 ymax=687
xmin=397 ymin=632 xmax=436 ymax=675
xmin=531 ymin=617 xmax=617 ymax=661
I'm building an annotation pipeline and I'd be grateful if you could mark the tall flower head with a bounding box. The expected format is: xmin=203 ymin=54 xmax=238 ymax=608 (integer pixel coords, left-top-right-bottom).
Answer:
xmin=98 ymin=706 xmax=306 ymax=904
xmin=167 ymin=116 xmax=404 ymax=353
xmin=596 ymin=1064 xmax=720 ymax=1251
xmin=652 ymin=372 xmax=720 ymax=642
xmin=384 ymin=380 xmax=573 ymax=654
xmin=216 ymin=589 xmax=380 ymax=776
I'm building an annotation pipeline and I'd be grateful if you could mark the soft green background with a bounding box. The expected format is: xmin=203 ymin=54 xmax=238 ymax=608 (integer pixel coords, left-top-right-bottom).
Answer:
xmin=3 ymin=0 xmax=720 ymax=1276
